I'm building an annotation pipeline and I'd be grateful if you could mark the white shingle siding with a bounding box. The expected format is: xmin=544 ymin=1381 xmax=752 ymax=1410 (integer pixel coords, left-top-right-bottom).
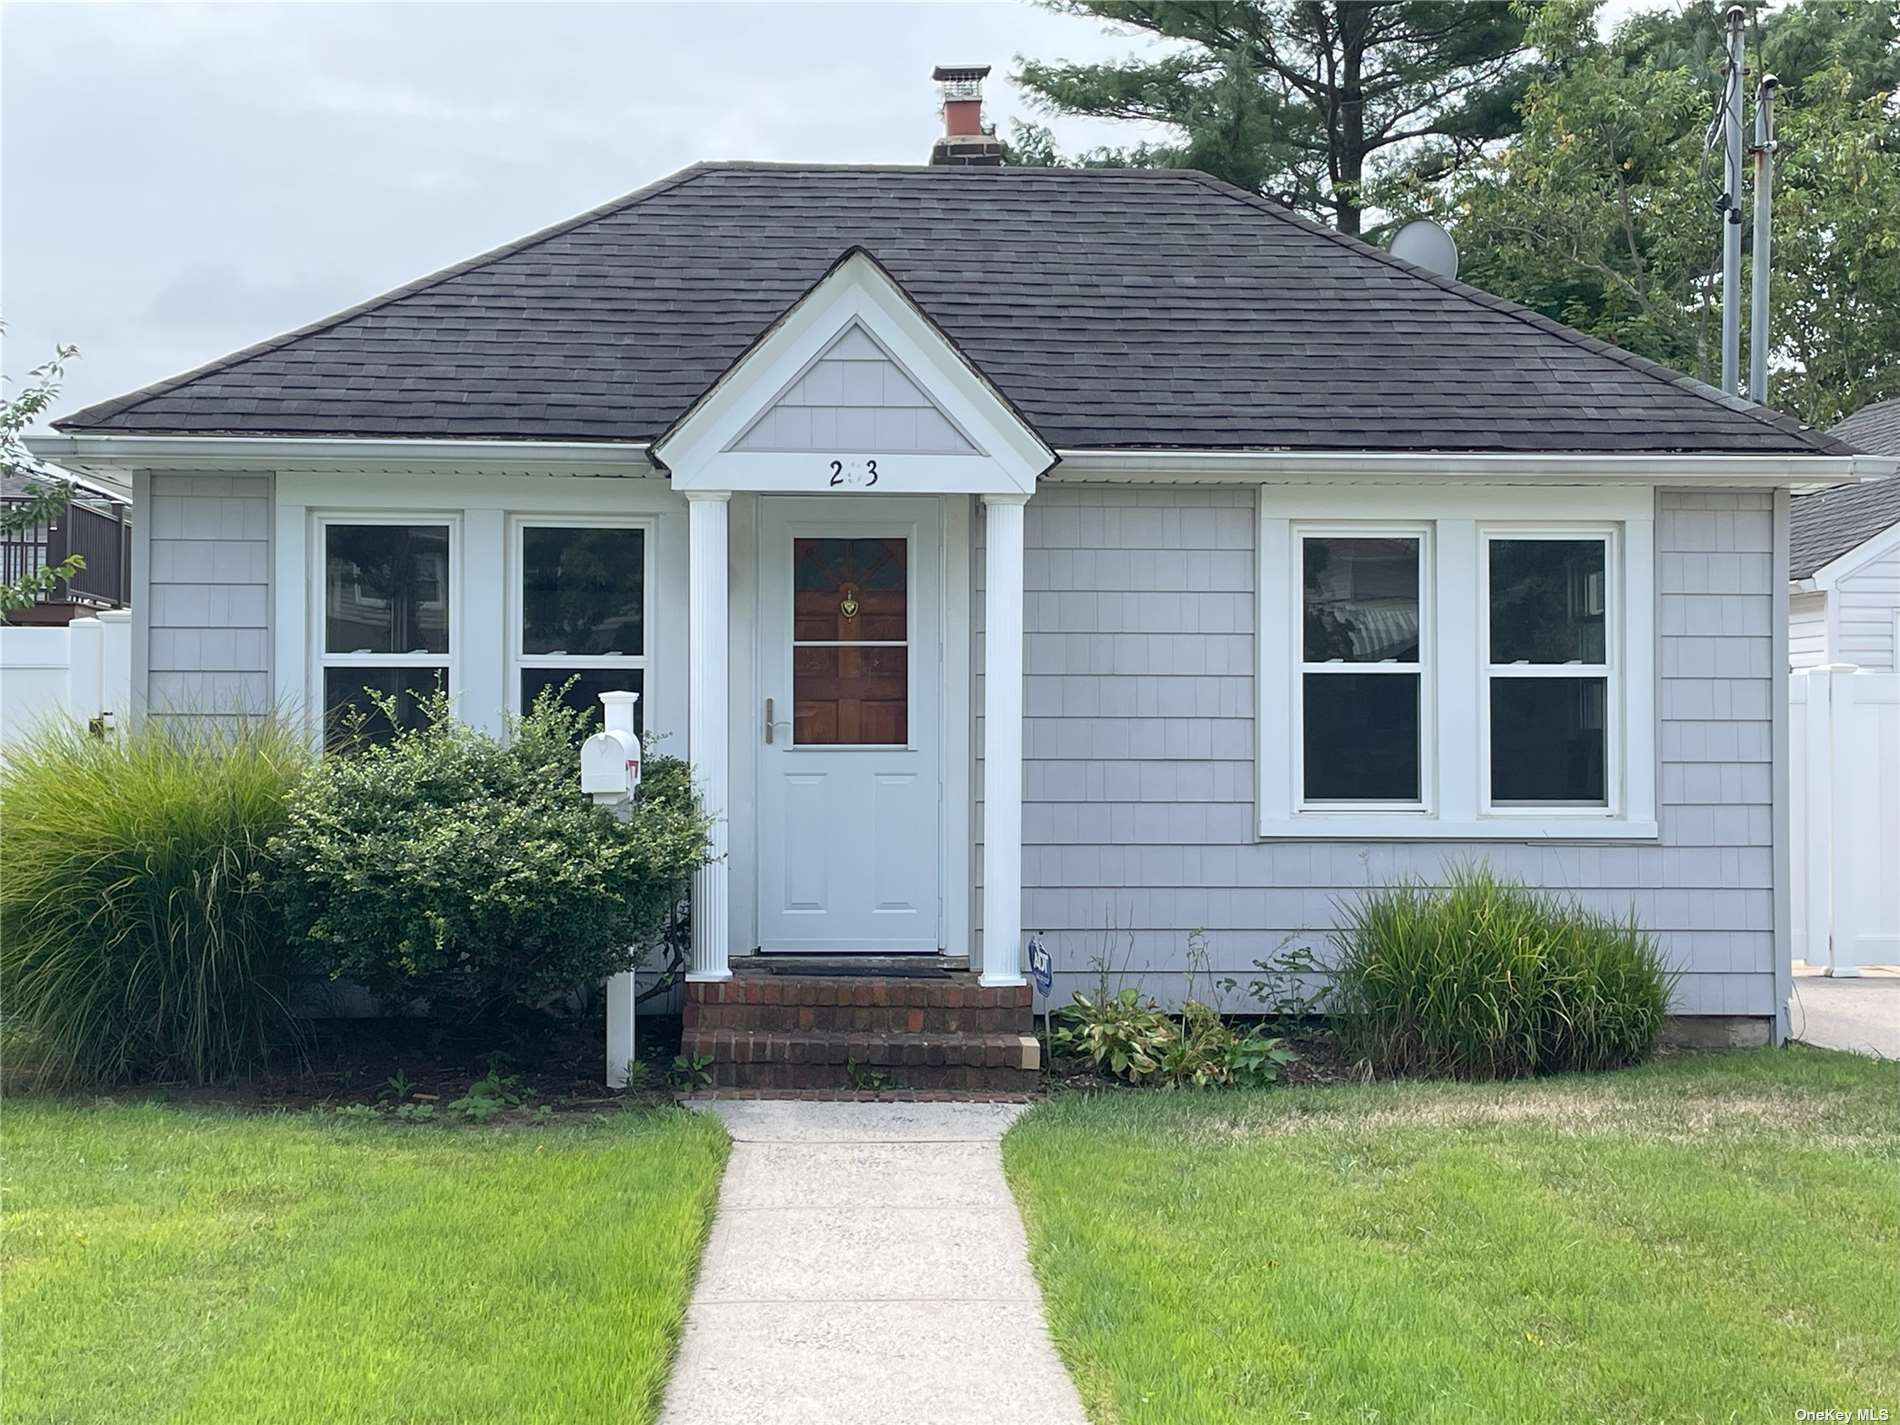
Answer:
xmin=979 ymin=484 xmax=1779 ymax=1020
xmin=142 ymin=473 xmax=272 ymax=719
xmin=1833 ymin=542 xmax=1900 ymax=671
xmin=1789 ymin=591 xmax=1829 ymax=669
xmin=731 ymin=322 xmax=978 ymax=455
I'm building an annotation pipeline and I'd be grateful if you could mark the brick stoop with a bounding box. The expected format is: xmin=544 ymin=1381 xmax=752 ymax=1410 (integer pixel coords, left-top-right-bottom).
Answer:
xmin=682 ymin=962 xmax=1041 ymax=1093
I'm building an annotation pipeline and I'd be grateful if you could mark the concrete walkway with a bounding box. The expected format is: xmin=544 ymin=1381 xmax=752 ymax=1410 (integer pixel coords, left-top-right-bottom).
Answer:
xmin=1792 ymin=970 xmax=1900 ymax=1059
xmin=658 ymin=1102 xmax=1088 ymax=1425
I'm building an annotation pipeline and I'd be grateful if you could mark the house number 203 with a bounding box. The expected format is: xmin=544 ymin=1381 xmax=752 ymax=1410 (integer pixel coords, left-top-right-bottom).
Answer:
xmin=826 ymin=458 xmax=879 ymax=488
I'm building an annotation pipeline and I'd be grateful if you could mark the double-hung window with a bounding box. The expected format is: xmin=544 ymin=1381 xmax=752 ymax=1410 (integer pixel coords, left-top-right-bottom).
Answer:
xmin=1299 ymin=531 xmax=1427 ymax=806
xmin=511 ymin=519 xmax=650 ymax=733
xmin=1259 ymin=487 xmax=1655 ymax=840
xmin=1483 ymin=532 xmax=1613 ymax=810
xmin=319 ymin=517 xmax=454 ymax=744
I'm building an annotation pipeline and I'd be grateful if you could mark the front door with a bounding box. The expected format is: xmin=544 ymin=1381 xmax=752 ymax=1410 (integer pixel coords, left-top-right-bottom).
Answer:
xmin=757 ymin=497 xmax=942 ymax=951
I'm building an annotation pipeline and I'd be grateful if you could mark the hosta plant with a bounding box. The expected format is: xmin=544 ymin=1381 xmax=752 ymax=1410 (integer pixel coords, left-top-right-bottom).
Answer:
xmin=1053 ymin=988 xmax=1177 ymax=1082
xmin=1055 ymin=989 xmax=1295 ymax=1089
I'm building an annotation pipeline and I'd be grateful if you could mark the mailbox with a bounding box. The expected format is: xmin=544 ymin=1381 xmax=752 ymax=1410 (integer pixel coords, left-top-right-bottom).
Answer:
xmin=581 ymin=727 xmax=641 ymax=796
xmin=581 ymin=690 xmax=642 ymax=802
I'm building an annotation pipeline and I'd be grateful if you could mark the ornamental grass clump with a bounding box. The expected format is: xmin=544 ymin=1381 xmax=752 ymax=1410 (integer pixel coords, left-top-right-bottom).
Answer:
xmin=0 ymin=716 xmax=312 ymax=1085
xmin=1331 ymin=866 xmax=1675 ymax=1079
xmin=268 ymin=687 xmax=711 ymax=1022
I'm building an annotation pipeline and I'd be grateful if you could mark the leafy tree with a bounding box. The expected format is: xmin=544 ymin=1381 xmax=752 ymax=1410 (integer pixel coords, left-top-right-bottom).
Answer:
xmin=1420 ymin=0 xmax=1900 ymax=425
xmin=1762 ymin=61 xmax=1900 ymax=423
xmin=1012 ymin=1 xmax=1536 ymax=234
xmin=1 ymin=338 xmax=83 ymax=617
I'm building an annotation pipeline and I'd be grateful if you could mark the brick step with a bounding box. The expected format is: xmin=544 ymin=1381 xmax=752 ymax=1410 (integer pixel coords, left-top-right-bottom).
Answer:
xmin=709 ymin=972 xmax=1032 ymax=1010
xmin=681 ymin=1027 xmax=1040 ymax=1092
xmin=683 ymin=1027 xmax=1039 ymax=1070
xmin=686 ymin=998 xmax=1030 ymax=1035
xmin=698 ymin=1060 xmax=1041 ymax=1093
xmin=687 ymin=974 xmax=1032 ymax=1036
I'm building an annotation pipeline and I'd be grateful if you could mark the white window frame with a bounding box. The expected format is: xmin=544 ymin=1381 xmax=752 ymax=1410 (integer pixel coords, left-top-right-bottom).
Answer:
xmin=1479 ymin=525 xmax=1619 ymax=818
xmin=312 ymin=512 xmax=459 ymax=734
xmin=1258 ymin=485 xmax=1656 ymax=841
xmin=1294 ymin=523 xmax=1434 ymax=813
xmin=507 ymin=514 xmax=655 ymax=723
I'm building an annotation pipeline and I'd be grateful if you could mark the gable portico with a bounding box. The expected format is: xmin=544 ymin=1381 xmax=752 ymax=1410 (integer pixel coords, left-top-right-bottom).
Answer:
xmin=654 ymin=249 xmax=1056 ymax=991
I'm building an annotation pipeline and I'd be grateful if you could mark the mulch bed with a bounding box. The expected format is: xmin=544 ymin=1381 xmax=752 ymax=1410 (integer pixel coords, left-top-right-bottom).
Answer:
xmin=76 ymin=1010 xmax=693 ymax=1119
xmin=33 ymin=1021 xmax=1366 ymax=1118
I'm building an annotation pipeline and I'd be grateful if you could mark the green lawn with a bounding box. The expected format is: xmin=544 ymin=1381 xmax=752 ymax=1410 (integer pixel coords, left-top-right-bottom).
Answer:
xmin=1005 ymin=1047 xmax=1899 ymax=1424
xmin=1 ymin=1100 xmax=728 ymax=1425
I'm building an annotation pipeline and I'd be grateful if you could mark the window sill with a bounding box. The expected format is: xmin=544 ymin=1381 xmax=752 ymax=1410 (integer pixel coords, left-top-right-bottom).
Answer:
xmin=1258 ymin=816 xmax=1660 ymax=843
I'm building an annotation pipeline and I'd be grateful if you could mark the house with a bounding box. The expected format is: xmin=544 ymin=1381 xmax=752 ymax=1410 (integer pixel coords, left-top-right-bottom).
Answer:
xmin=1 ymin=462 xmax=133 ymax=625
xmin=1790 ymin=397 xmax=1900 ymax=670
xmin=31 ymin=71 xmax=1896 ymax=1086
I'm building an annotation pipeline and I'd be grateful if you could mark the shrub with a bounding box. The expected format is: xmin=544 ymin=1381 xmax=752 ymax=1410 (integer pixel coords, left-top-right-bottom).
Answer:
xmin=1054 ymin=989 xmax=1295 ymax=1089
xmin=268 ymin=688 xmax=710 ymax=1021
xmin=1331 ymin=865 xmax=1676 ymax=1079
xmin=1053 ymin=988 xmax=1176 ymax=1081
xmin=0 ymin=716 xmax=312 ymax=1085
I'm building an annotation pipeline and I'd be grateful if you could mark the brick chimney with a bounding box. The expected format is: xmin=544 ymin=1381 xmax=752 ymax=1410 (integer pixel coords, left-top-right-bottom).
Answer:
xmin=930 ymin=64 xmax=1003 ymax=166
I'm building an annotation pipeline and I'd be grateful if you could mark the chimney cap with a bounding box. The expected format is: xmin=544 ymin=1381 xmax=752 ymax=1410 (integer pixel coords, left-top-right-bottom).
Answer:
xmin=932 ymin=64 xmax=992 ymax=83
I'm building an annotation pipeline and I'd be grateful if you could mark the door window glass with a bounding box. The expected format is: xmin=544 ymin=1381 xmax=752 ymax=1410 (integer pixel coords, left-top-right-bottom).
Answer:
xmin=791 ymin=537 xmax=908 ymax=745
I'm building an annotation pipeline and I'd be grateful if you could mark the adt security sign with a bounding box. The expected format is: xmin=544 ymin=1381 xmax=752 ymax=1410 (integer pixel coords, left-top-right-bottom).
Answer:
xmin=1027 ymin=935 xmax=1053 ymax=998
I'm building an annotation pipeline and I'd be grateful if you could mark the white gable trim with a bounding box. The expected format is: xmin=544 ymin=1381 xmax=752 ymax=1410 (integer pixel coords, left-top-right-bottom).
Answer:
xmin=1806 ymin=516 xmax=1900 ymax=592
xmin=654 ymin=250 xmax=1052 ymax=496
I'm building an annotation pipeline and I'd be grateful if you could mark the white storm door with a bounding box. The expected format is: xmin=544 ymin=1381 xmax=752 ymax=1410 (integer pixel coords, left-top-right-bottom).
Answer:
xmin=757 ymin=497 xmax=942 ymax=951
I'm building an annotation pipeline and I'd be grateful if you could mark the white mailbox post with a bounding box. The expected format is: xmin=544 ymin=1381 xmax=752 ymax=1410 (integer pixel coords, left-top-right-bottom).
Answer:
xmin=581 ymin=692 xmax=642 ymax=802
xmin=583 ymin=691 xmax=642 ymax=1086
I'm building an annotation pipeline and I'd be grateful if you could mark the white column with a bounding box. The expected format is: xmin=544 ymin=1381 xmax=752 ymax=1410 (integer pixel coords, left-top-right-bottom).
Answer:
xmin=686 ymin=492 xmax=732 ymax=981
xmin=981 ymin=493 xmax=1028 ymax=987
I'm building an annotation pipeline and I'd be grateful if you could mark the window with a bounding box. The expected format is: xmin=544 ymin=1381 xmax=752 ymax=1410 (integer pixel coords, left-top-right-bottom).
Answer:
xmin=1484 ymin=534 xmax=1611 ymax=808
xmin=1257 ymin=488 xmax=1655 ymax=840
xmin=319 ymin=519 xmax=452 ymax=745
xmin=1299 ymin=532 xmax=1425 ymax=804
xmin=512 ymin=520 xmax=649 ymax=734
xmin=791 ymin=535 xmax=909 ymax=745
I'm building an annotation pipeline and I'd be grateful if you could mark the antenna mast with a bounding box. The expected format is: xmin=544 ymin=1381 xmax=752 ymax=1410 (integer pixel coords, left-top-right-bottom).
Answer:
xmin=1749 ymin=74 xmax=1779 ymax=403
xmin=1718 ymin=6 xmax=1746 ymax=397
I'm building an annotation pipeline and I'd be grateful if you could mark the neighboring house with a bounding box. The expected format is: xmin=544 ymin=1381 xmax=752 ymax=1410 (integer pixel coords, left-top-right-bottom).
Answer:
xmin=1790 ymin=397 xmax=1900 ymax=670
xmin=30 ymin=73 xmax=1897 ymax=1074
xmin=0 ymin=462 xmax=133 ymax=625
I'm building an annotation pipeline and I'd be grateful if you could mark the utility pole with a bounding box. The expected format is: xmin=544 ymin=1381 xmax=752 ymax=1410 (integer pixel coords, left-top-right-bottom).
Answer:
xmin=1749 ymin=73 xmax=1779 ymax=404
xmin=1720 ymin=5 xmax=1746 ymax=397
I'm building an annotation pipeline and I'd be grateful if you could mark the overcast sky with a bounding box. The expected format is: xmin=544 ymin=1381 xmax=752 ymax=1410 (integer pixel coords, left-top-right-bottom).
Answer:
xmin=3 ymin=1 xmax=1180 ymax=430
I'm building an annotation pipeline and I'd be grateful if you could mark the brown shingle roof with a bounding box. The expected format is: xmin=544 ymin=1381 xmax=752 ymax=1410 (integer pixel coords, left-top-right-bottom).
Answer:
xmin=57 ymin=163 xmax=1849 ymax=457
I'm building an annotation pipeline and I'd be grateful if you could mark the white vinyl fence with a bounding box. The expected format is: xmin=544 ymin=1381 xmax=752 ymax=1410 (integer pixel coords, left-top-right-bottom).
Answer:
xmin=1791 ymin=665 xmax=1900 ymax=975
xmin=0 ymin=610 xmax=132 ymax=748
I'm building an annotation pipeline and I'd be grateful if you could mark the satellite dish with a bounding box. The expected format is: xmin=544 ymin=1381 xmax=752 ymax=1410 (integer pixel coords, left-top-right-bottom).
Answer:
xmin=1389 ymin=219 xmax=1459 ymax=280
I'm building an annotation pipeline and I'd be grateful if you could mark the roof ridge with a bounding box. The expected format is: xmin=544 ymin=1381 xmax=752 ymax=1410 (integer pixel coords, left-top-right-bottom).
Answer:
xmin=54 ymin=162 xmax=722 ymax=431
xmin=1174 ymin=169 xmax=1853 ymax=458
xmin=687 ymin=161 xmax=1227 ymax=178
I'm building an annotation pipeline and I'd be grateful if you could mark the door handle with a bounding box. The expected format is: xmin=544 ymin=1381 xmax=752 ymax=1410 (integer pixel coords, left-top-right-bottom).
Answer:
xmin=764 ymin=697 xmax=792 ymax=745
